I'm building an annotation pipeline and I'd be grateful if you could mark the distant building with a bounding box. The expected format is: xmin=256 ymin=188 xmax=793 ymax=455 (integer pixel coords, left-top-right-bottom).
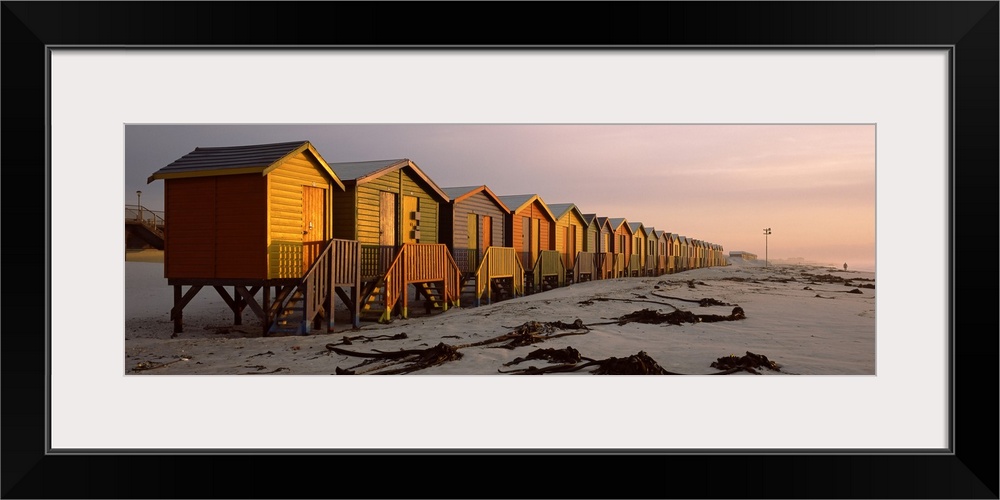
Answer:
xmin=729 ymin=250 xmax=758 ymax=261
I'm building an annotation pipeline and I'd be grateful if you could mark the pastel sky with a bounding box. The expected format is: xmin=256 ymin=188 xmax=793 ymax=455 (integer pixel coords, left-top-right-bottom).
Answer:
xmin=125 ymin=124 xmax=876 ymax=271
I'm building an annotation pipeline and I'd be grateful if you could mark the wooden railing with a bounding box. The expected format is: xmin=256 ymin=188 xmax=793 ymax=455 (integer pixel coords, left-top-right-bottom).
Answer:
xmin=573 ymin=251 xmax=595 ymax=282
xmin=595 ymin=252 xmax=610 ymax=279
xmin=379 ymin=249 xmax=406 ymax=322
xmin=443 ymin=250 xmax=462 ymax=310
xmin=380 ymin=243 xmax=461 ymax=321
xmin=452 ymin=248 xmax=481 ymax=275
xmin=125 ymin=205 xmax=165 ymax=230
xmin=645 ymin=254 xmax=657 ymax=275
xmin=274 ymin=238 xmax=360 ymax=333
xmin=536 ymin=250 xmax=565 ymax=288
xmin=361 ymin=245 xmax=398 ymax=280
xmin=519 ymin=251 xmax=536 ymax=274
xmin=474 ymin=246 xmax=524 ymax=305
xmin=611 ymin=253 xmax=626 ymax=278
xmin=302 ymin=241 xmax=325 ymax=273
xmin=628 ymin=254 xmax=641 ymax=276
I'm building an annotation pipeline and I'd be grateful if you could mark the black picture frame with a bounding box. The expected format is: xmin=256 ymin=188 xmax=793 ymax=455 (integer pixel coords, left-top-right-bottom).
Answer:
xmin=3 ymin=2 xmax=997 ymax=498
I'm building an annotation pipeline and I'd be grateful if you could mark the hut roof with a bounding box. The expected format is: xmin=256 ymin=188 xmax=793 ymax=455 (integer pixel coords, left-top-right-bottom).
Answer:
xmin=329 ymin=158 xmax=449 ymax=202
xmin=546 ymin=203 xmax=586 ymax=224
xmin=608 ymin=218 xmax=631 ymax=233
xmin=582 ymin=213 xmax=598 ymax=225
xmin=440 ymin=185 xmax=510 ymax=211
xmin=147 ymin=140 xmax=344 ymax=189
xmin=497 ymin=194 xmax=556 ymax=221
xmin=628 ymin=222 xmax=646 ymax=234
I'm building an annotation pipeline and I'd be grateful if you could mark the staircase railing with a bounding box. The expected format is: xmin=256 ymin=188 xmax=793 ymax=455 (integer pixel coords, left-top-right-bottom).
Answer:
xmin=628 ymin=254 xmax=641 ymax=276
xmin=361 ymin=245 xmax=398 ymax=280
xmin=125 ymin=205 xmax=165 ymax=233
xmin=380 ymin=243 xmax=462 ymax=321
xmin=379 ymin=248 xmax=407 ymax=323
xmin=536 ymin=250 xmax=565 ymax=288
xmin=474 ymin=246 xmax=524 ymax=305
xmin=612 ymin=252 xmax=626 ymax=278
xmin=645 ymin=253 xmax=657 ymax=276
xmin=573 ymin=251 xmax=595 ymax=283
xmin=452 ymin=248 xmax=481 ymax=275
xmin=271 ymin=238 xmax=360 ymax=334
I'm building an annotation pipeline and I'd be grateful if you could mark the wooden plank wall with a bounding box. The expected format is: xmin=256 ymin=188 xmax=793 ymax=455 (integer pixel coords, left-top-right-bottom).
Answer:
xmin=554 ymin=212 xmax=585 ymax=269
xmin=510 ymin=200 xmax=553 ymax=258
xmin=585 ymin=223 xmax=598 ymax=253
xmin=268 ymin=151 xmax=333 ymax=279
xmin=217 ymin=174 xmax=266 ymax=279
xmin=331 ymin=183 xmax=357 ymax=242
xmin=164 ymin=177 xmax=216 ymax=279
xmin=352 ymin=168 xmax=439 ymax=246
xmin=164 ymin=174 xmax=266 ymax=280
xmin=614 ymin=224 xmax=632 ymax=258
xmin=633 ymin=229 xmax=646 ymax=268
xmin=599 ymin=224 xmax=613 ymax=254
xmin=554 ymin=213 xmax=585 ymax=260
xmin=442 ymin=191 xmax=505 ymax=252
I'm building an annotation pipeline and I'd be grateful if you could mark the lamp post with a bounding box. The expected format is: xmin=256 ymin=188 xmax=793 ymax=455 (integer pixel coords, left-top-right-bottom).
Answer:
xmin=136 ymin=190 xmax=142 ymax=222
xmin=763 ymin=227 xmax=771 ymax=267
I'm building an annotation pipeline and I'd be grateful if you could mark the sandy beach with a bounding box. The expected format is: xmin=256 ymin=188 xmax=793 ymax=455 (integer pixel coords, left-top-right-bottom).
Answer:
xmin=124 ymin=252 xmax=876 ymax=376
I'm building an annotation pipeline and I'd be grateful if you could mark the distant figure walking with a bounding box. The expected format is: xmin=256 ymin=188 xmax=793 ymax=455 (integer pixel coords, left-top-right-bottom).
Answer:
xmin=843 ymin=262 xmax=848 ymax=271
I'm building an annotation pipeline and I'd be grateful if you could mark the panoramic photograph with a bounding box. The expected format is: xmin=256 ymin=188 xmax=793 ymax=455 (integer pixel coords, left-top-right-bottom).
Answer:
xmin=123 ymin=124 xmax=876 ymax=376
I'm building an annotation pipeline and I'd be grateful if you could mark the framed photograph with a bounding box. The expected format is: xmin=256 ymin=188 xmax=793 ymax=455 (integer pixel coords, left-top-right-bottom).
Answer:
xmin=4 ymin=2 xmax=996 ymax=498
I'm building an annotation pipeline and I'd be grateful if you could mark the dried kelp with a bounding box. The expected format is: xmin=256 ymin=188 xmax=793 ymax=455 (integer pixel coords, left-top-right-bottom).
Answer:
xmin=503 ymin=347 xmax=582 ymax=367
xmin=329 ymin=342 xmax=462 ymax=375
xmin=327 ymin=332 xmax=409 ymax=347
xmin=649 ymin=292 xmax=735 ymax=307
xmin=328 ymin=320 xmax=589 ymax=374
xmin=466 ymin=320 xmax=590 ymax=349
xmin=616 ymin=307 xmax=745 ymax=326
xmin=590 ymin=351 xmax=678 ymax=375
xmin=132 ymin=355 xmax=191 ymax=372
xmin=710 ymin=351 xmax=782 ymax=374
xmin=499 ymin=350 xmax=681 ymax=375
xmin=801 ymin=273 xmax=847 ymax=284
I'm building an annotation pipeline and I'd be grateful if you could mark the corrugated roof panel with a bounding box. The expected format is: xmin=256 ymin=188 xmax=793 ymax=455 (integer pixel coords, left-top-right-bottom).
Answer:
xmin=545 ymin=203 xmax=576 ymax=220
xmin=152 ymin=140 xmax=309 ymax=176
xmin=441 ymin=186 xmax=482 ymax=200
xmin=327 ymin=159 xmax=408 ymax=181
xmin=497 ymin=194 xmax=536 ymax=212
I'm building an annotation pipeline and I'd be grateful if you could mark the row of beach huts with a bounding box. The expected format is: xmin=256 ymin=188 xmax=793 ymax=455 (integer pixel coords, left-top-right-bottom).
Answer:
xmin=146 ymin=141 xmax=728 ymax=336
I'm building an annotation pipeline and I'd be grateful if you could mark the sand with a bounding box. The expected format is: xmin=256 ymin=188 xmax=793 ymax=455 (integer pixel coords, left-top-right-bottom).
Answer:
xmin=124 ymin=254 xmax=876 ymax=376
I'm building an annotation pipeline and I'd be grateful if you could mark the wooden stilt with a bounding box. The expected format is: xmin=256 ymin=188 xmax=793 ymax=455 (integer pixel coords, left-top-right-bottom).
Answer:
xmin=233 ymin=286 xmax=243 ymax=325
xmin=262 ymin=286 xmax=272 ymax=336
xmin=170 ymin=285 xmax=203 ymax=334
xmin=173 ymin=285 xmax=182 ymax=334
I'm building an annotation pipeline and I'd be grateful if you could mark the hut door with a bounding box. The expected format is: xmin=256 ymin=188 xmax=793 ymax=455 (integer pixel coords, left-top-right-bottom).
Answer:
xmin=302 ymin=186 xmax=326 ymax=273
xmin=403 ymin=195 xmax=419 ymax=244
xmin=467 ymin=214 xmax=478 ymax=271
xmin=565 ymin=225 xmax=576 ymax=268
xmin=379 ymin=191 xmax=397 ymax=247
xmin=521 ymin=216 xmax=531 ymax=267
xmin=482 ymin=216 xmax=492 ymax=250
xmin=530 ymin=219 xmax=540 ymax=264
